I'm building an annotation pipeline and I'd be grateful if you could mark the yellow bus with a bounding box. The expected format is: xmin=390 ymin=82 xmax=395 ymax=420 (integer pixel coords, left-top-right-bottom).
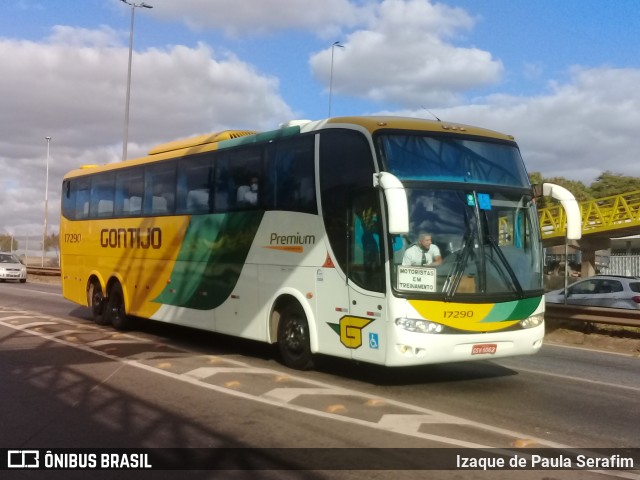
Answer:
xmin=60 ymin=116 xmax=581 ymax=369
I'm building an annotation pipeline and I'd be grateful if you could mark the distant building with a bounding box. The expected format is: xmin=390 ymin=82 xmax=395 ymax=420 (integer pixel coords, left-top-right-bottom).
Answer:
xmin=602 ymin=235 xmax=640 ymax=277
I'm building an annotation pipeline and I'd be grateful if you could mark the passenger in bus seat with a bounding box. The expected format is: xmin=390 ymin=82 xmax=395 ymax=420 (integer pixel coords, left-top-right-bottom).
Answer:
xmin=402 ymin=232 xmax=442 ymax=266
xmin=238 ymin=176 xmax=259 ymax=205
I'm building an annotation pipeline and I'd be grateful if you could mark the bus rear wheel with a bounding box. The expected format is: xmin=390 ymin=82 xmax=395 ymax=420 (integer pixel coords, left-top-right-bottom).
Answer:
xmin=277 ymin=303 xmax=314 ymax=370
xmin=88 ymin=281 xmax=109 ymax=325
xmin=105 ymin=283 xmax=133 ymax=331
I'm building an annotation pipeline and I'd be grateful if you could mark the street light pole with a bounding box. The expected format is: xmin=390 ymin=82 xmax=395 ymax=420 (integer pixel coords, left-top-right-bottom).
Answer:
xmin=42 ymin=136 xmax=51 ymax=267
xmin=328 ymin=41 xmax=344 ymax=118
xmin=121 ymin=0 xmax=153 ymax=161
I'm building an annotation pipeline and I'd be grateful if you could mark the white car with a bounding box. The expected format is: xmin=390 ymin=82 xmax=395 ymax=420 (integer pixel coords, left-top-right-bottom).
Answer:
xmin=545 ymin=275 xmax=640 ymax=310
xmin=0 ymin=252 xmax=27 ymax=283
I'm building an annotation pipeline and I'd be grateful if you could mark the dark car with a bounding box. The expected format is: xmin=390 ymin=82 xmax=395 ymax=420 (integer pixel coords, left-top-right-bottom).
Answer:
xmin=545 ymin=275 xmax=640 ymax=310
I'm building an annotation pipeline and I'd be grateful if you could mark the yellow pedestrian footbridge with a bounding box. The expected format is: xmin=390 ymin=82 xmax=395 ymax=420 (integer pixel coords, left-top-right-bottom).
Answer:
xmin=539 ymin=189 xmax=640 ymax=244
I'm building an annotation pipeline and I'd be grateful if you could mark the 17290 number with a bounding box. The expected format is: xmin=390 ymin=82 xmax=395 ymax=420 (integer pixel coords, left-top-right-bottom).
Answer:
xmin=64 ymin=233 xmax=82 ymax=243
xmin=443 ymin=310 xmax=474 ymax=318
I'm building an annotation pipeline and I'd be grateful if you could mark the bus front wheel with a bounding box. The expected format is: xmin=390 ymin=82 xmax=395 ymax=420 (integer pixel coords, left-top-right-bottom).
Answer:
xmin=88 ymin=281 xmax=109 ymax=325
xmin=277 ymin=303 xmax=314 ymax=370
xmin=105 ymin=283 xmax=133 ymax=331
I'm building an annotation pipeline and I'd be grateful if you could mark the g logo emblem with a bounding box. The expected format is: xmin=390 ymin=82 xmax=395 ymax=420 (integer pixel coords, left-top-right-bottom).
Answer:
xmin=339 ymin=316 xmax=373 ymax=349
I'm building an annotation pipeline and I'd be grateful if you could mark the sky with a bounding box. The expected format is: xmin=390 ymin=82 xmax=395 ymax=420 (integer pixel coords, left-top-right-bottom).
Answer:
xmin=1 ymin=0 xmax=640 ymax=238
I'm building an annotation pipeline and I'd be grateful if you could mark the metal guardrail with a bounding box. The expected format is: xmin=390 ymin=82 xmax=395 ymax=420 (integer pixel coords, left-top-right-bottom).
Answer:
xmin=27 ymin=266 xmax=61 ymax=276
xmin=545 ymin=303 xmax=640 ymax=329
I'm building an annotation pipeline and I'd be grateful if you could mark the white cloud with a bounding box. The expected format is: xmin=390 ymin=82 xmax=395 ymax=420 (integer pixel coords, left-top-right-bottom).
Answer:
xmin=47 ymin=24 xmax=122 ymax=47
xmin=152 ymin=0 xmax=370 ymax=37
xmin=309 ymin=0 xmax=503 ymax=108
xmin=0 ymin=28 xmax=293 ymax=235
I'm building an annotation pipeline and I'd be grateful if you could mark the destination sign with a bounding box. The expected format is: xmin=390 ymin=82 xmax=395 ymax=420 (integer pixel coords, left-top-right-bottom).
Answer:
xmin=397 ymin=266 xmax=436 ymax=293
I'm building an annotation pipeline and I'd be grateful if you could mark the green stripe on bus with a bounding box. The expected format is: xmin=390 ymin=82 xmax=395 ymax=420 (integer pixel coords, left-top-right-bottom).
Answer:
xmin=154 ymin=211 xmax=264 ymax=310
xmin=508 ymin=296 xmax=542 ymax=319
xmin=217 ymin=125 xmax=301 ymax=151
xmin=481 ymin=296 xmax=541 ymax=322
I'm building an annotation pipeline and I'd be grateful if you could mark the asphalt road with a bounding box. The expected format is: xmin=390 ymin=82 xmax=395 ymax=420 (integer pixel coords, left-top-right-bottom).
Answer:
xmin=0 ymin=280 xmax=638 ymax=480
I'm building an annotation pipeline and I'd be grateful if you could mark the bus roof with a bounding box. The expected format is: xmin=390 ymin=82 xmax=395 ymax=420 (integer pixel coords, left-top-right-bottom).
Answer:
xmin=148 ymin=129 xmax=257 ymax=155
xmin=63 ymin=115 xmax=516 ymax=178
xmin=318 ymin=116 xmax=515 ymax=141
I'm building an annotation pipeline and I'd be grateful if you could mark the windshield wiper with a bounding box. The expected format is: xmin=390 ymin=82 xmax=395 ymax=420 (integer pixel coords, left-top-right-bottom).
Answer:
xmin=443 ymin=232 xmax=475 ymax=300
xmin=482 ymin=220 xmax=524 ymax=297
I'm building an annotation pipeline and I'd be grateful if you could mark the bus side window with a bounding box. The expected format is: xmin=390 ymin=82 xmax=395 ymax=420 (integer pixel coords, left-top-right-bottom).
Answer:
xmin=144 ymin=162 xmax=176 ymax=215
xmin=216 ymin=147 xmax=262 ymax=210
xmin=76 ymin=177 xmax=90 ymax=220
xmin=115 ymin=168 xmax=144 ymax=217
xmin=62 ymin=179 xmax=76 ymax=220
xmin=177 ymin=155 xmax=213 ymax=214
xmin=351 ymin=190 xmax=384 ymax=292
xmin=264 ymin=136 xmax=316 ymax=213
xmin=213 ymin=156 xmax=235 ymax=211
xmin=89 ymin=173 xmax=115 ymax=218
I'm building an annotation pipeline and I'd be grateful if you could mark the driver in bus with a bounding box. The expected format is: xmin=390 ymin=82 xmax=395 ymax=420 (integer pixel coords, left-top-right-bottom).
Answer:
xmin=402 ymin=232 xmax=442 ymax=267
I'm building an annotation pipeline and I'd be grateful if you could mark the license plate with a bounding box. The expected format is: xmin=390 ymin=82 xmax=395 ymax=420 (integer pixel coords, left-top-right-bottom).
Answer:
xmin=471 ymin=343 xmax=497 ymax=355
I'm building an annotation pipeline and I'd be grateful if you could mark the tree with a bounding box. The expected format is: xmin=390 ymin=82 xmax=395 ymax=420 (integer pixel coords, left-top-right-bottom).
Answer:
xmin=0 ymin=235 xmax=17 ymax=252
xmin=528 ymin=171 xmax=544 ymax=186
xmin=588 ymin=171 xmax=640 ymax=198
xmin=45 ymin=232 xmax=59 ymax=251
xmin=530 ymin=171 xmax=640 ymax=209
xmin=529 ymin=172 xmax=592 ymax=209
xmin=544 ymin=176 xmax=592 ymax=202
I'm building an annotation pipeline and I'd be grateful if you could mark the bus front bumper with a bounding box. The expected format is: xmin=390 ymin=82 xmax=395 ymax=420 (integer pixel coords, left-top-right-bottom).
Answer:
xmin=384 ymin=322 xmax=545 ymax=367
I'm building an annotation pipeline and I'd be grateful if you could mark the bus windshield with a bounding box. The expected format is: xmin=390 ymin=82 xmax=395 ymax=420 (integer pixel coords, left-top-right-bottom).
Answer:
xmin=390 ymin=187 xmax=543 ymax=299
xmin=378 ymin=133 xmax=529 ymax=187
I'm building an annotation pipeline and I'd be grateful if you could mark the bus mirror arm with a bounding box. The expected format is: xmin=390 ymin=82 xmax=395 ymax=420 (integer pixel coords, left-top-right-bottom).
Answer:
xmin=531 ymin=183 xmax=543 ymax=198
xmin=542 ymin=182 xmax=582 ymax=240
xmin=374 ymin=172 xmax=409 ymax=234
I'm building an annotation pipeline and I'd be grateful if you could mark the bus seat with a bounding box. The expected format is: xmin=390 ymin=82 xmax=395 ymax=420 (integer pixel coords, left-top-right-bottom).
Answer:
xmin=128 ymin=196 xmax=142 ymax=213
xmin=152 ymin=196 xmax=167 ymax=213
xmin=187 ymin=189 xmax=209 ymax=212
xmin=237 ymin=185 xmax=250 ymax=203
xmin=97 ymin=199 xmax=113 ymax=217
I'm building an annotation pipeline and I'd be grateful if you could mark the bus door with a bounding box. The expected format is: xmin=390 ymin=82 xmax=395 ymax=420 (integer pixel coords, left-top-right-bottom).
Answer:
xmin=345 ymin=190 xmax=387 ymax=364
xmin=317 ymin=128 xmax=386 ymax=362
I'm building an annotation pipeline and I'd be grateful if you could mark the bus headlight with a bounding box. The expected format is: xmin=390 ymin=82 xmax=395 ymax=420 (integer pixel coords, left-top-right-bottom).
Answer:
xmin=396 ymin=318 xmax=444 ymax=334
xmin=520 ymin=313 xmax=544 ymax=329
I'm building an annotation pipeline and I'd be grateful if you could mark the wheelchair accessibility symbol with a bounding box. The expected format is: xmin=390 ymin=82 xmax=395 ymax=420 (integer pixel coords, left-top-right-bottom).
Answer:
xmin=369 ymin=333 xmax=379 ymax=350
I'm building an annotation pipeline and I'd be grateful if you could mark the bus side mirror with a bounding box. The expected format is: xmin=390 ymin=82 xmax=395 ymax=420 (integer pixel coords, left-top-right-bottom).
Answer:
xmin=532 ymin=183 xmax=543 ymax=198
xmin=374 ymin=172 xmax=409 ymax=234
xmin=542 ymin=182 xmax=582 ymax=240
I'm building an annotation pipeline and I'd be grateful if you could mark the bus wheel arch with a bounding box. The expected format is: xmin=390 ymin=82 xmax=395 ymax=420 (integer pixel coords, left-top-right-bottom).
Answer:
xmin=272 ymin=295 xmax=315 ymax=370
xmin=87 ymin=275 xmax=109 ymax=325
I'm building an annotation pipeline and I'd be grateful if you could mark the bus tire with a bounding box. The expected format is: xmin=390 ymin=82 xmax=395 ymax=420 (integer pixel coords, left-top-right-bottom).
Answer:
xmin=277 ymin=303 xmax=314 ymax=370
xmin=89 ymin=280 xmax=109 ymax=325
xmin=106 ymin=282 xmax=133 ymax=331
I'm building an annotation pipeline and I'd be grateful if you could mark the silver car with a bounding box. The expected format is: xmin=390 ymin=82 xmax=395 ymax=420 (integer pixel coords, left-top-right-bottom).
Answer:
xmin=0 ymin=253 xmax=27 ymax=283
xmin=545 ymin=275 xmax=640 ymax=310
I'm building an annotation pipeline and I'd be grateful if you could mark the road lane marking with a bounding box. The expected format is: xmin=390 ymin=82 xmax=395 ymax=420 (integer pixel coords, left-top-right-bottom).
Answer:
xmin=1 ymin=285 xmax=62 ymax=297
xmin=545 ymin=341 xmax=640 ymax=358
xmin=497 ymin=365 xmax=640 ymax=393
